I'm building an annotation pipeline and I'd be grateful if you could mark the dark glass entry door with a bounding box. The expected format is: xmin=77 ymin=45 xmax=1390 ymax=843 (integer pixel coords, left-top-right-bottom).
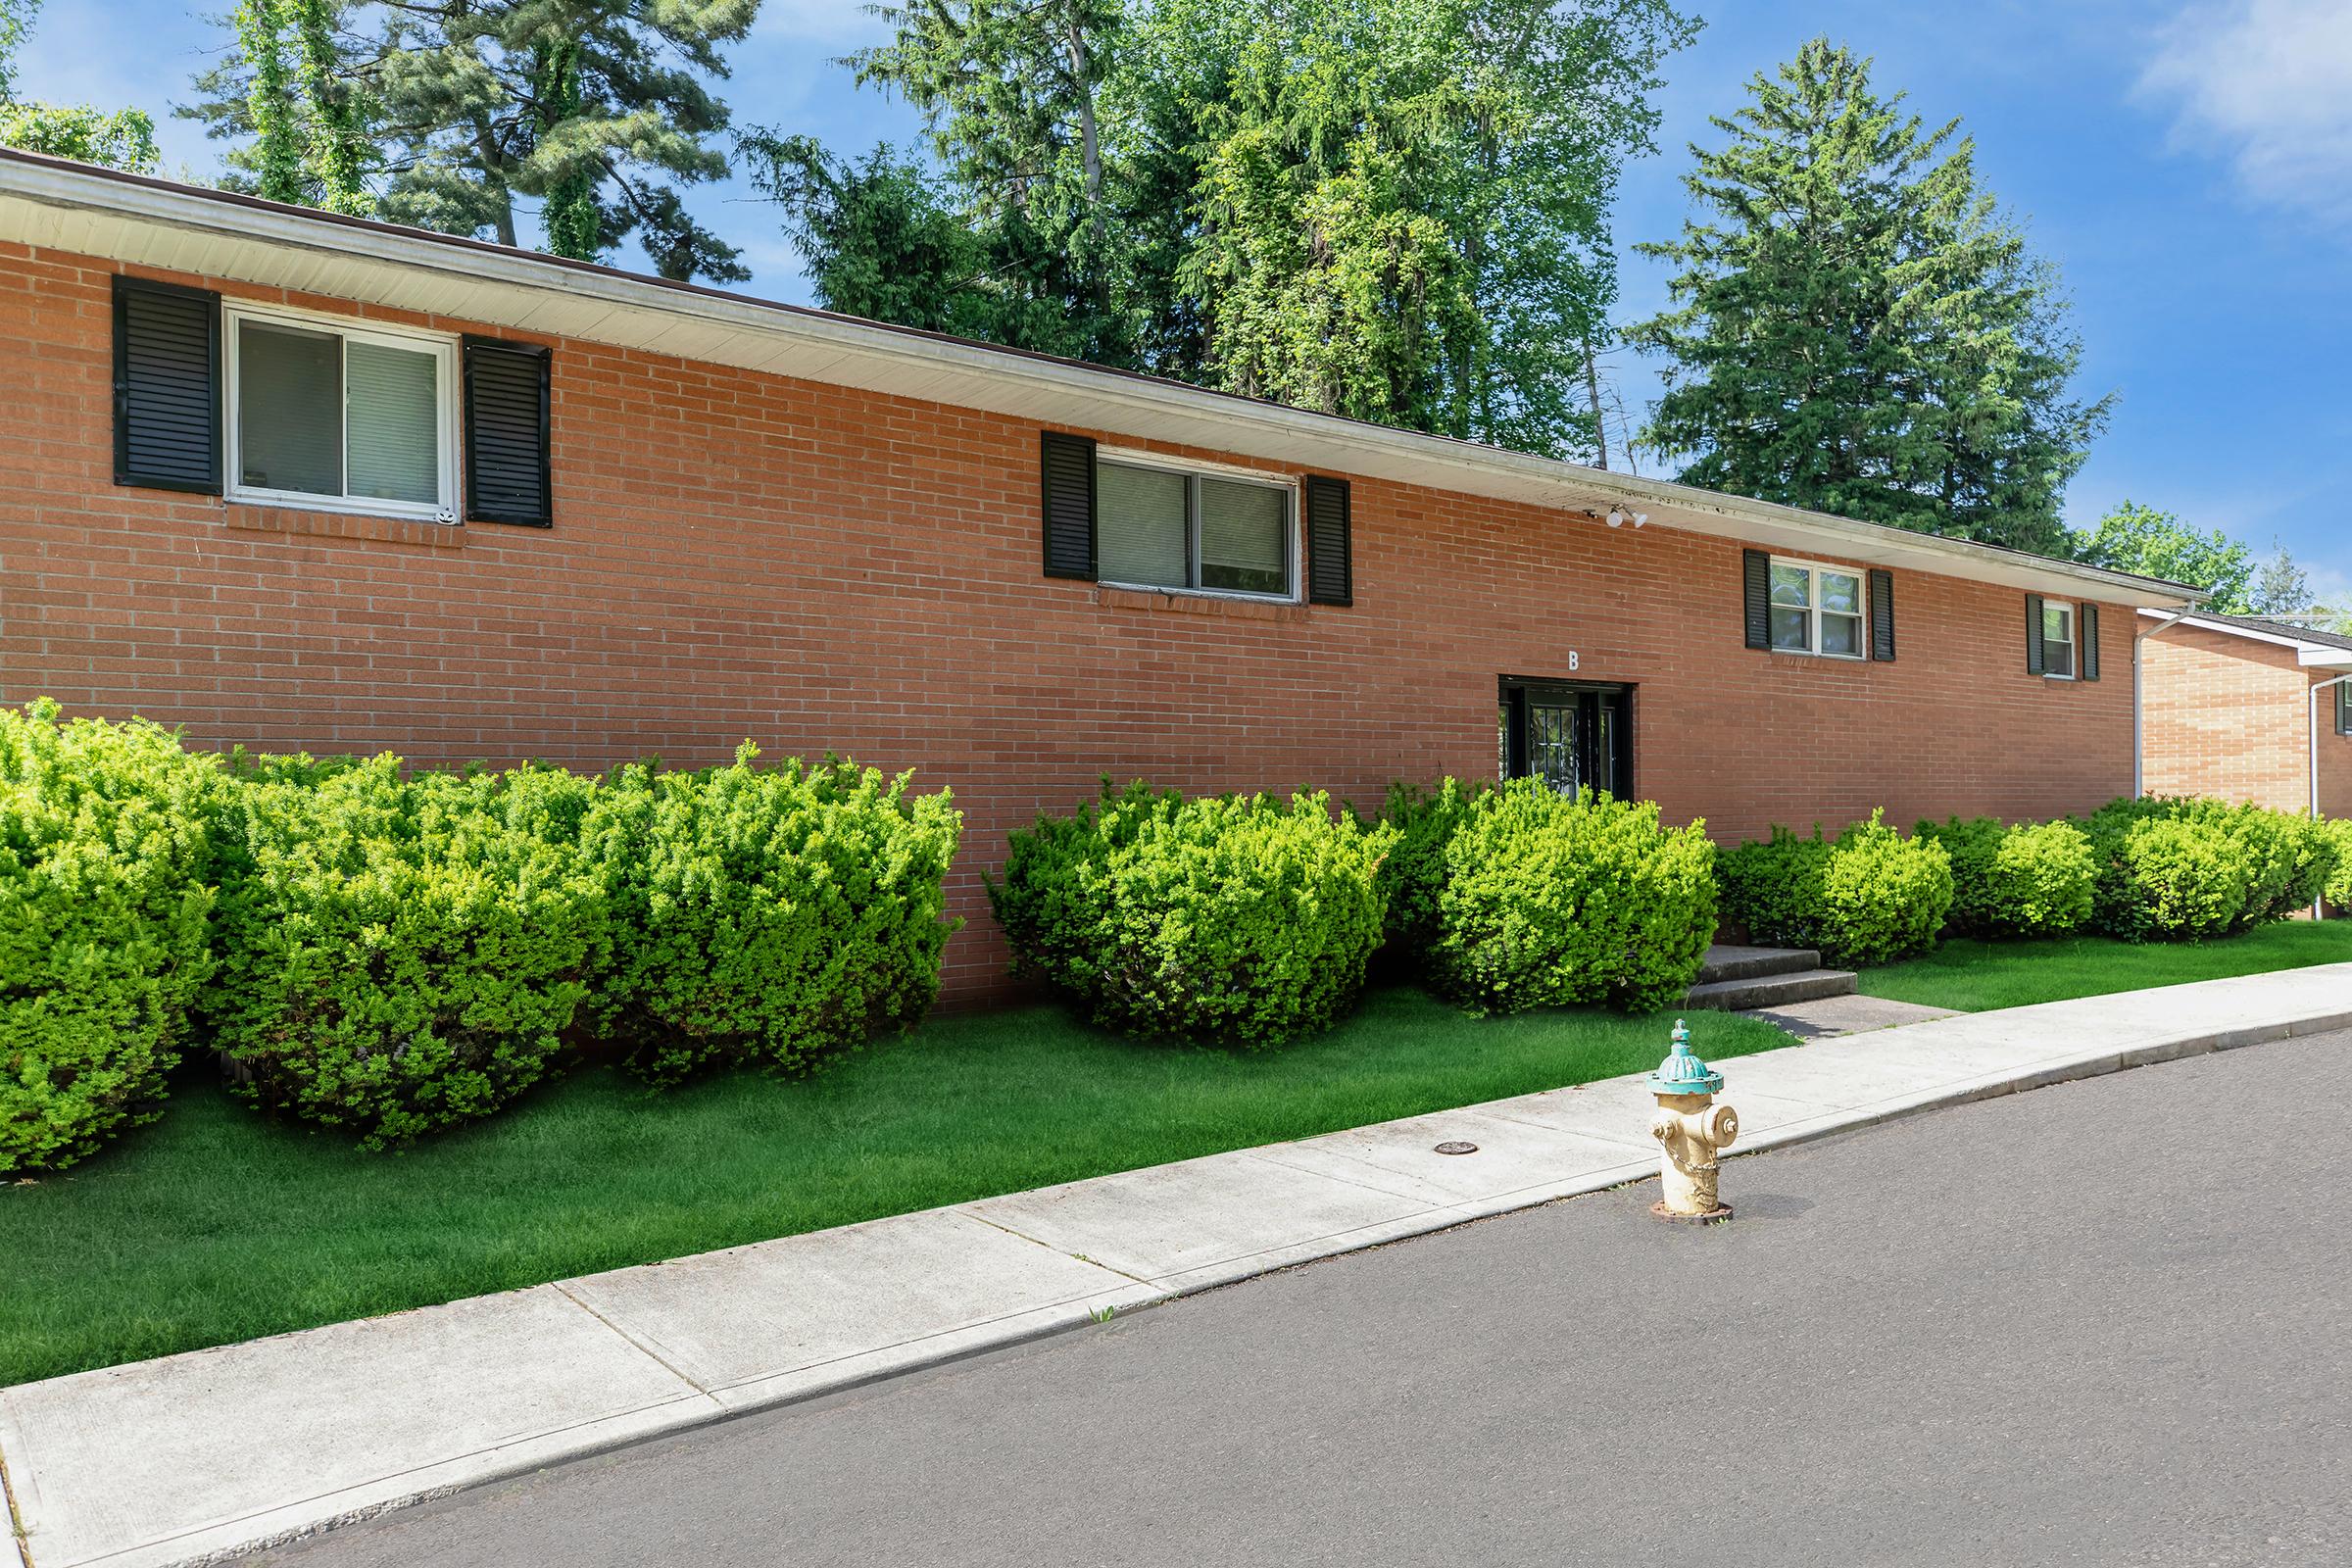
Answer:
xmin=1498 ymin=678 xmax=1633 ymax=799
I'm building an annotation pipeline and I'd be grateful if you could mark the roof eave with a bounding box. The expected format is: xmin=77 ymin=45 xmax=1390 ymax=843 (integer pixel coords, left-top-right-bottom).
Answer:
xmin=0 ymin=148 xmax=2204 ymax=611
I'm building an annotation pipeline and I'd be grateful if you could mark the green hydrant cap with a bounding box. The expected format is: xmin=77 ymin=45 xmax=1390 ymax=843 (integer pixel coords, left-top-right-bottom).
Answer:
xmin=1648 ymin=1019 xmax=1724 ymax=1096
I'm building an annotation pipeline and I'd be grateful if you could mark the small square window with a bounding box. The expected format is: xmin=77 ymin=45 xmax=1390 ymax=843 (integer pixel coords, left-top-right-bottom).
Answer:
xmin=1764 ymin=559 xmax=1867 ymax=660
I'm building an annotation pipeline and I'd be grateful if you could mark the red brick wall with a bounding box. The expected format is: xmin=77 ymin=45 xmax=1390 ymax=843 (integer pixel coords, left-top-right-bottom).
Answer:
xmin=0 ymin=247 xmax=2138 ymax=1001
xmin=2142 ymin=625 xmax=2352 ymax=817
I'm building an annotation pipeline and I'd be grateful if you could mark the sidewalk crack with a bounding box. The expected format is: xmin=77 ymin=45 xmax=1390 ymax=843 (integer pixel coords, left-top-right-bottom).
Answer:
xmin=550 ymin=1283 xmax=714 ymax=1396
xmin=1 ymin=1430 xmax=33 ymax=1568
xmin=954 ymin=1209 xmax=1157 ymax=1288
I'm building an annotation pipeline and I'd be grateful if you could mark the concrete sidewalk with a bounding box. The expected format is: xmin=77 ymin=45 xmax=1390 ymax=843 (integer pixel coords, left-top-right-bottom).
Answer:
xmin=6 ymin=964 xmax=2350 ymax=1568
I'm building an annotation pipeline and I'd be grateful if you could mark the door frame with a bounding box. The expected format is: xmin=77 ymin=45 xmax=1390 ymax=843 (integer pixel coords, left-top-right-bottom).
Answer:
xmin=1497 ymin=675 xmax=1636 ymax=800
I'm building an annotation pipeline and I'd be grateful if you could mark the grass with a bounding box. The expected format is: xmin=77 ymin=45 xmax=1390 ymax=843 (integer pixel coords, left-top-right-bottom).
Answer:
xmin=0 ymin=988 xmax=1791 ymax=1390
xmin=1857 ymin=920 xmax=2352 ymax=1012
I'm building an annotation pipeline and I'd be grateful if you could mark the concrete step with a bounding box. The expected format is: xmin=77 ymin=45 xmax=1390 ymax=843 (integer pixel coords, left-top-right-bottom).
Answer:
xmin=1694 ymin=944 xmax=1826 ymax=986
xmin=1683 ymin=967 xmax=1858 ymax=1011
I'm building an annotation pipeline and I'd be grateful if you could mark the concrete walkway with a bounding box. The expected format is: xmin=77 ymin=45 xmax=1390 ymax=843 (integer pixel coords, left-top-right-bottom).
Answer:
xmin=5 ymin=964 xmax=2350 ymax=1568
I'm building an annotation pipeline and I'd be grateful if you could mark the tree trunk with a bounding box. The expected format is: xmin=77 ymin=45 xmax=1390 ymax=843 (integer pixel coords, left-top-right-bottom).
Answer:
xmin=473 ymin=113 xmax=517 ymax=249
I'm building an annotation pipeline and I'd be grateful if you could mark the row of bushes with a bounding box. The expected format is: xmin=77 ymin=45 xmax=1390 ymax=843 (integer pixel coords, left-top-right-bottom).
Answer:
xmin=3 ymin=702 xmax=961 ymax=1173
xmin=1716 ymin=797 xmax=2343 ymax=967
xmin=990 ymin=777 xmax=1719 ymax=1045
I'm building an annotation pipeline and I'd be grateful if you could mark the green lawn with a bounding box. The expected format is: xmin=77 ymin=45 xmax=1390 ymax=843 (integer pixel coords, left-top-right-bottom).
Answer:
xmin=1857 ymin=921 xmax=2352 ymax=1012
xmin=0 ymin=989 xmax=1789 ymax=1389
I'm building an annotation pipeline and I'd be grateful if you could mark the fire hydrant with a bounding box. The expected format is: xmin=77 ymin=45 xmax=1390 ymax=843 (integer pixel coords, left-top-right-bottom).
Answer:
xmin=1648 ymin=1019 xmax=1739 ymax=1223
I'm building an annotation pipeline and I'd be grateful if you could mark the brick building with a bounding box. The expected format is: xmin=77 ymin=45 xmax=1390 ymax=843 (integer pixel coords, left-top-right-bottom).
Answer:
xmin=2138 ymin=611 xmax=2352 ymax=818
xmin=0 ymin=150 xmax=2202 ymax=1001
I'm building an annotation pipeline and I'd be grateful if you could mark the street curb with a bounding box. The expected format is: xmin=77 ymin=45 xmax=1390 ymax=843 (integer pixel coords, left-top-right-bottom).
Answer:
xmin=10 ymin=986 xmax=2352 ymax=1568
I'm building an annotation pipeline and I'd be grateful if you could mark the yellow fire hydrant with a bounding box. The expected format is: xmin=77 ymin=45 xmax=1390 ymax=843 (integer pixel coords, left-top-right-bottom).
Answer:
xmin=1647 ymin=1019 xmax=1739 ymax=1223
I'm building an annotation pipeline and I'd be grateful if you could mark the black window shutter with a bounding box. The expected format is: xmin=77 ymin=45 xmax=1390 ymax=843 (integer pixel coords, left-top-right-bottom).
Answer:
xmin=1868 ymin=568 xmax=1895 ymax=662
xmin=1741 ymin=549 xmax=1771 ymax=650
xmin=2081 ymin=604 xmax=2101 ymax=680
xmin=113 ymin=275 xmax=220 ymax=494
xmin=464 ymin=337 xmax=552 ymax=526
xmin=1304 ymin=474 xmax=1352 ymax=606
xmin=2337 ymin=682 xmax=2349 ymax=736
xmin=1039 ymin=430 xmax=1097 ymax=579
xmin=2026 ymin=594 xmax=2046 ymax=675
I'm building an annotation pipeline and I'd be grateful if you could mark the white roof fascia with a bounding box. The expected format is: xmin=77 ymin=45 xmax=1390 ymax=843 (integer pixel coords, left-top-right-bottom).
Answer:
xmin=0 ymin=151 xmax=2206 ymax=612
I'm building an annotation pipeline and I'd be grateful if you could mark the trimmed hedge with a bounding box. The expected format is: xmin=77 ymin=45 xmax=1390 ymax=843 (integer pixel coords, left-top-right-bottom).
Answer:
xmin=205 ymin=758 xmax=608 ymax=1148
xmin=2324 ymin=818 xmax=2352 ymax=915
xmin=1717 ymin=811 xmax=1954 ymax=967
xmin=588 ymin=747 xmax=963 ymax=1084
xmin=2 ymin=701 xmax=217 ymax=1174
xmin=989 ymin=783 xmax=1393 ymax=1047
xmin=1917 ymin=816 xmax=2096 ymax=939
xmin=1432 ymin=781 xmax=1717 ymax=1015
xmin=1359 ymin=777 xmax=1482 ymax=956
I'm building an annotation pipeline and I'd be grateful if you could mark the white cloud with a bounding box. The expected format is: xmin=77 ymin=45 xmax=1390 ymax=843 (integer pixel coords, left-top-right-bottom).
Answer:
xmin=2139 ymin=0 xmax=2352 ymax=220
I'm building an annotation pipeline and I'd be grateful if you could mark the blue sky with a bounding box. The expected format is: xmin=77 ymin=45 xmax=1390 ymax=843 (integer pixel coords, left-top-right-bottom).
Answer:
xmin=17 ymin=0 xmax=2351 ymax=589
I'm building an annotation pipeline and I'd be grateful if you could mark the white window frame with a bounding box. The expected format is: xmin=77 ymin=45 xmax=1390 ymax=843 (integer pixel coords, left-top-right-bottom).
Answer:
xmin=1765 ymin=556 xmax=1868 ymax=661
xmin=2042 ymin=601 xmax=2078 ymax=680
xmin=1094 ymin=447 xmax=1301 ymax=604
xmin=222 ymin=301 xmax=463 ymax=524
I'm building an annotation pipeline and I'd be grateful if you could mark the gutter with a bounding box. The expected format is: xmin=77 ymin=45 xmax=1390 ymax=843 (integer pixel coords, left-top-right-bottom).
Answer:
xmin=2315 ymin=672 xmax=2352 ymax=919
xmin=2134 ymin=606 xmax=2198 ymax=798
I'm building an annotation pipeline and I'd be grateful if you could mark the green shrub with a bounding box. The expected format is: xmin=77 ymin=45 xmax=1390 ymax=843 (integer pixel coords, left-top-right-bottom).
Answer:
xmin=589 ymin=746 xmax=962 ymax=1084
xmin=2 ymin=701 xmax=217 ymax=1174
xmin=1432 ymin=781 xmax=1717 ymax=1014
xmin=206 ymin=758 xmax=608 ymax=1147
xmin=1718 ymin=811 xmax=1952 ymax=966
xmin=990 ymin=784 xmax=1393 ymax=1047
xmin=1358 ymin=778 xmax=1482 ymax=956
xmin=1917 ymin=816 xmax=2095 ymax=938
xmin=2080 ymin=796 xmax=2338 ymax=939
xmin=2321 ymin=818 xmax=2352 ymax=914
xmin=1713 ymin=826 xmax=1833 ymax=951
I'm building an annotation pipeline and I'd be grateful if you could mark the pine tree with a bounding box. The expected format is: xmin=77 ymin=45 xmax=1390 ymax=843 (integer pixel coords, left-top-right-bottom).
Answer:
xmin=1629 ymin=38 xmax=2109 ymax=554
xmin=2250 ymin=542 xmax=2314 ymax=620
xmin=189 ymin=1 xmax=756 ymax=282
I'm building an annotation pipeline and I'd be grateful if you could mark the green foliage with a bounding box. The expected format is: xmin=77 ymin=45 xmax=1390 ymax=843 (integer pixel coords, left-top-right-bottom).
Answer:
xmin=1718 ymin=811 xmax=1952 ymax=966
xmin=204 ymin=758 xmax=608 ymax=1148
xmin=587 ymin=746 xmax=963 ymax=1085
xmin=1917 ymin=815 xmax=2095 ymax=938
xmin=2070 ymin=502 xmax=2254 ymax=612
xmin=769 ymin=0 xmax=1692 ymax=456
xmin=0 ymin=0 xmax=163 ymax=172
xmin=2 ymin=701 xmax=218 ymax=1174
xmin=1629 ymin=37 xmax=2109 ymax=554
xmin=1431 ymin=781 xmax=1717 ymax=1015
xmin=1359 ymin=777 xmax=1483 ymax=956
xmin=2078 ymin=796 xmax=2338 ymax=941
xmin=187 ymin=0 xmax=756 ymax=280
xmin=2321 ymin=818 xmax=2352 ymax=914
xmin=990 ymin=783 xmax=1394 ymax=1047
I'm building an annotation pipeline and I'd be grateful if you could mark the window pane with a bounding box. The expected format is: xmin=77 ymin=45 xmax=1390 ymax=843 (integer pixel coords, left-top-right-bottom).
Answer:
xmin=1097 ymin=462 xmax=1188 ymax=588
xmin=1819 ymin=571 xmax=1860 ymax=614
xmin=2043 ymin=605 xmax=2071 ymax=644
xmin=1198 ymin=477 xmax=1286 ymax=595
xmin=239 ymin=320 xmax=341 ymax=496
xmin=1822 ymin=612 xmax=1861 ymax=657
xmin=1769 ymin=606 xmax=1810 ymax=651
xmin=346 ymin=341 xmax=439 ymax=505
xmin=2045 ymin=640 xmax=2076 ymax=678
xmin=1770 ymin=564 xmax=1811 ymax=608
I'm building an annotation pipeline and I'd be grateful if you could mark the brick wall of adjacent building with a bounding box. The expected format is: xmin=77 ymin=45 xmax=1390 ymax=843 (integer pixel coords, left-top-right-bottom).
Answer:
xmin=2141 ymin=624 xmax=2352 ymax=817
xmin=0 ymin=246 xmax=2140 ymax=1001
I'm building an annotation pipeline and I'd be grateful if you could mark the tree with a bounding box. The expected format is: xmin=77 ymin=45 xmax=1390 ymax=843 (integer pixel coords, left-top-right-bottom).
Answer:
xmin=2071 ymin=502 xmax=2254 ymax=612
xmin=188 ymin=1 xmax=757 ymax=281
xmin=2249 ymin=541 xmax=2315 ymax=620
xmin=741 ymin=135 xmax=988 ymax=334
xmin=778 ymin=0 xmax=1692 ymax=457
xmin=0 ymin=0 xmax=163 ymax=173
xmin=1628 ymin=38 xmax=2109 ymax=554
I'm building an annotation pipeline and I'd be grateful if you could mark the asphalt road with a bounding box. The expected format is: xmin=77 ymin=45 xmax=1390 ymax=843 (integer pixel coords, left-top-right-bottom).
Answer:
xmin=265 ymin=1030 xmax=2352 ymax=1567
